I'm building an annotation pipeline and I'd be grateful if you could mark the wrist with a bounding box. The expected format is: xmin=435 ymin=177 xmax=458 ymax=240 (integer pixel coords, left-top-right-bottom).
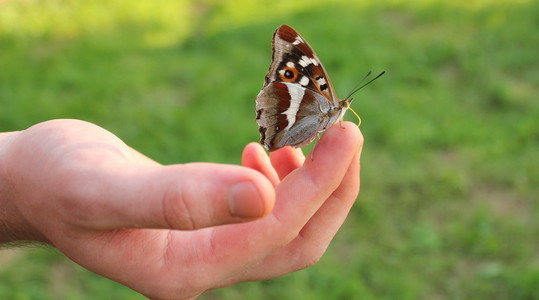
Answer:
xmin=0 ymin=131 xmax=49 ymax=245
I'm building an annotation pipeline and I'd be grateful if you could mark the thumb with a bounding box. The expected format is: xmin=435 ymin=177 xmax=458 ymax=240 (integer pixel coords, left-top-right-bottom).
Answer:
xmin=66 ymin=163 xmax=276 ymax=231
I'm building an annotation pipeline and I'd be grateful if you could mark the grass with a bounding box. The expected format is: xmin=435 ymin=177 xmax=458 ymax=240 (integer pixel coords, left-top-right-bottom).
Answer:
xmin=1 ymin=0 xmax=539 ymax=299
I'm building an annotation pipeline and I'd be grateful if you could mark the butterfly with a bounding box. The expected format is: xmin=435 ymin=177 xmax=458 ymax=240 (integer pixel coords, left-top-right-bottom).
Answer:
xmin=255 ymin=24 xmax=383 ymax=152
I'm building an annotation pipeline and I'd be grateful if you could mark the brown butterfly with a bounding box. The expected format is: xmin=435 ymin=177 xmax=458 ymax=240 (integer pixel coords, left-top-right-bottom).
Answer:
xmin=255 ymin=24 xmax=383 ymax=151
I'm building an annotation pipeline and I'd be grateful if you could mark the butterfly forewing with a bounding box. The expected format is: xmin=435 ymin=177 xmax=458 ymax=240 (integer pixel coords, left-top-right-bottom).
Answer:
xmin=256 ymin=25 xmax=347 ymax=151
xmin=267 ymin=25 xmax=339 ymax=105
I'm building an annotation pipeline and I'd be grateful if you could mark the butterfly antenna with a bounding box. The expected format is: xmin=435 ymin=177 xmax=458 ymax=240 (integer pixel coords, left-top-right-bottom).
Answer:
xmin=345 ymin=70 xmax=386 ymax=100
xmin=343 ymin=71 xmax=385 ymax=127
xmin=345 ymin=71 xmax=371 ymax=100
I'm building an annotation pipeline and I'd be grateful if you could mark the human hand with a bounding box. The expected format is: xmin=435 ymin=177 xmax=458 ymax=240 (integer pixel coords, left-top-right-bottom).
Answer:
xmin=0 ymin=119 xmax=362 ymax=299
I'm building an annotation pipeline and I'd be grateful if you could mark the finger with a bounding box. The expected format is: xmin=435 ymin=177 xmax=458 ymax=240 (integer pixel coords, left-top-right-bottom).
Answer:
xmin=235 ymin=135 xmax=363 ymax=281
xmin=57 ymin=161 xmax=276 ymax=231
xmin=298 ymin=146 xmax=361 ymax=244
xmin=290 ymin=131 xmax=363 ymax=242
xmin=241 ymin=142 xmax=280 ymax=187
xmin=195 ymin=122 xmax=361 ymax=279
xmin=269 ymin=146 xmax=305 ymax=179
xmin=270 ymin=122 xmax=361 ymax=227
xmin=323 ymin=130 xmax=362 ymax=202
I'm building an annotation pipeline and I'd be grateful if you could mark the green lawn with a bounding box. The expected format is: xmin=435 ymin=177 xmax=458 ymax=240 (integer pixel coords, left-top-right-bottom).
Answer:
xmin=1 ymin=0 xmax=538 ymax=299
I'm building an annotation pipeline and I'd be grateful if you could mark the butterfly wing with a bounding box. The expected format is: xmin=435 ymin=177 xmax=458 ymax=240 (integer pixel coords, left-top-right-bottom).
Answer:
xmin=256 ymin=25 xmax=343 ymax=151
xmin=256 ymin=81 xmax=336 ymax=151
xmin=264 ymin=25 xmax=339 ymax=107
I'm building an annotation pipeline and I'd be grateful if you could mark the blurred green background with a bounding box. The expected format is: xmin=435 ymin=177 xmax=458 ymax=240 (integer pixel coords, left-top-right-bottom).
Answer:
xmin=1 ymin=0 xmax=538 ymax=299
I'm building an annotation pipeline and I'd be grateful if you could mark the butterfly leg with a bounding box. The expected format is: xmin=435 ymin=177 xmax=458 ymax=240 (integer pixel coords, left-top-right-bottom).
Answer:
xmin=309 ymin=132 xmax=323 ymax=160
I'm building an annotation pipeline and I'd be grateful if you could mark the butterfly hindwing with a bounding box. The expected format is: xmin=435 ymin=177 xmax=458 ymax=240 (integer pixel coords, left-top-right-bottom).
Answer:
xmin=256 ymin=81 xmax=336 ymax=151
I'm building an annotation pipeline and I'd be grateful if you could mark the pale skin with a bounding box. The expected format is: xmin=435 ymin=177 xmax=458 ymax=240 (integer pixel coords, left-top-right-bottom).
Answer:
xmin=0 ymin=119 xmax=363 ymax=300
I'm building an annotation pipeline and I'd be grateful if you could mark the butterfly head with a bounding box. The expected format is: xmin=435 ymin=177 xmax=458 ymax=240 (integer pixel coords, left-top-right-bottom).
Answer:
xmin=343 ymin=99 xmax=362 ymax=127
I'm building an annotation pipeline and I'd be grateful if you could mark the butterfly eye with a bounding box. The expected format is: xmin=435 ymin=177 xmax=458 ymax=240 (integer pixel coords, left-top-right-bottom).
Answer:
xmin=279 ymin=67 xmax=298 ymax=82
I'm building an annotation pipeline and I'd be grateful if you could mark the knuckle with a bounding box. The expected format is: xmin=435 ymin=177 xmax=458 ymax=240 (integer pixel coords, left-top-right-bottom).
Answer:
xmin=269 ymin=215 xmax=301 ymax=248
xmin=299 ymin=249 xmax=324 ymax=268
xmin=162 ymin=182 xmax=199 ymax=230
xmin=48 ymin=159 xmax=105 ymax=228
xmin=291 ymin=237 xmax=327 ymax=271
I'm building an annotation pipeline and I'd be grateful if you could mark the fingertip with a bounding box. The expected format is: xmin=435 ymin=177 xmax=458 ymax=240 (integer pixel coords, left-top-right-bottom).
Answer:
xmin=249 ymin=168 xmax=277 ymax=217
xmin=227 ymin=166 xmax=276 ymax=219
xmin=224 ymin=144 xmax=278 ymax=219
xmin=242 ymin=143 xmax=265 ymax=166
xmin=242 ymin=142 xmax=279 ymax=186
xmin=228 ymin=180 xmax=273 ymax=219
xmin=336 ymin=121 xmax=362 ymax=142
xmin=243 ymin=142 xmax=265 ymax=156
xmin=313 ymin=122 xmax=361 ymax=157
xmin=301 ymin=122 xmax=361 ymax=187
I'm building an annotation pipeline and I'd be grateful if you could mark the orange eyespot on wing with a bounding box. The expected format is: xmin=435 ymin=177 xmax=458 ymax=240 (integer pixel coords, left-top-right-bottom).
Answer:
xmin=279 ymin=67 xmax=298 ymax=82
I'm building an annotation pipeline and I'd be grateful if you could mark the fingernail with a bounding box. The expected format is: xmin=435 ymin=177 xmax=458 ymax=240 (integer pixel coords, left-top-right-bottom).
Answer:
xmin=227 ymin=181 xmax=264 ymax=218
